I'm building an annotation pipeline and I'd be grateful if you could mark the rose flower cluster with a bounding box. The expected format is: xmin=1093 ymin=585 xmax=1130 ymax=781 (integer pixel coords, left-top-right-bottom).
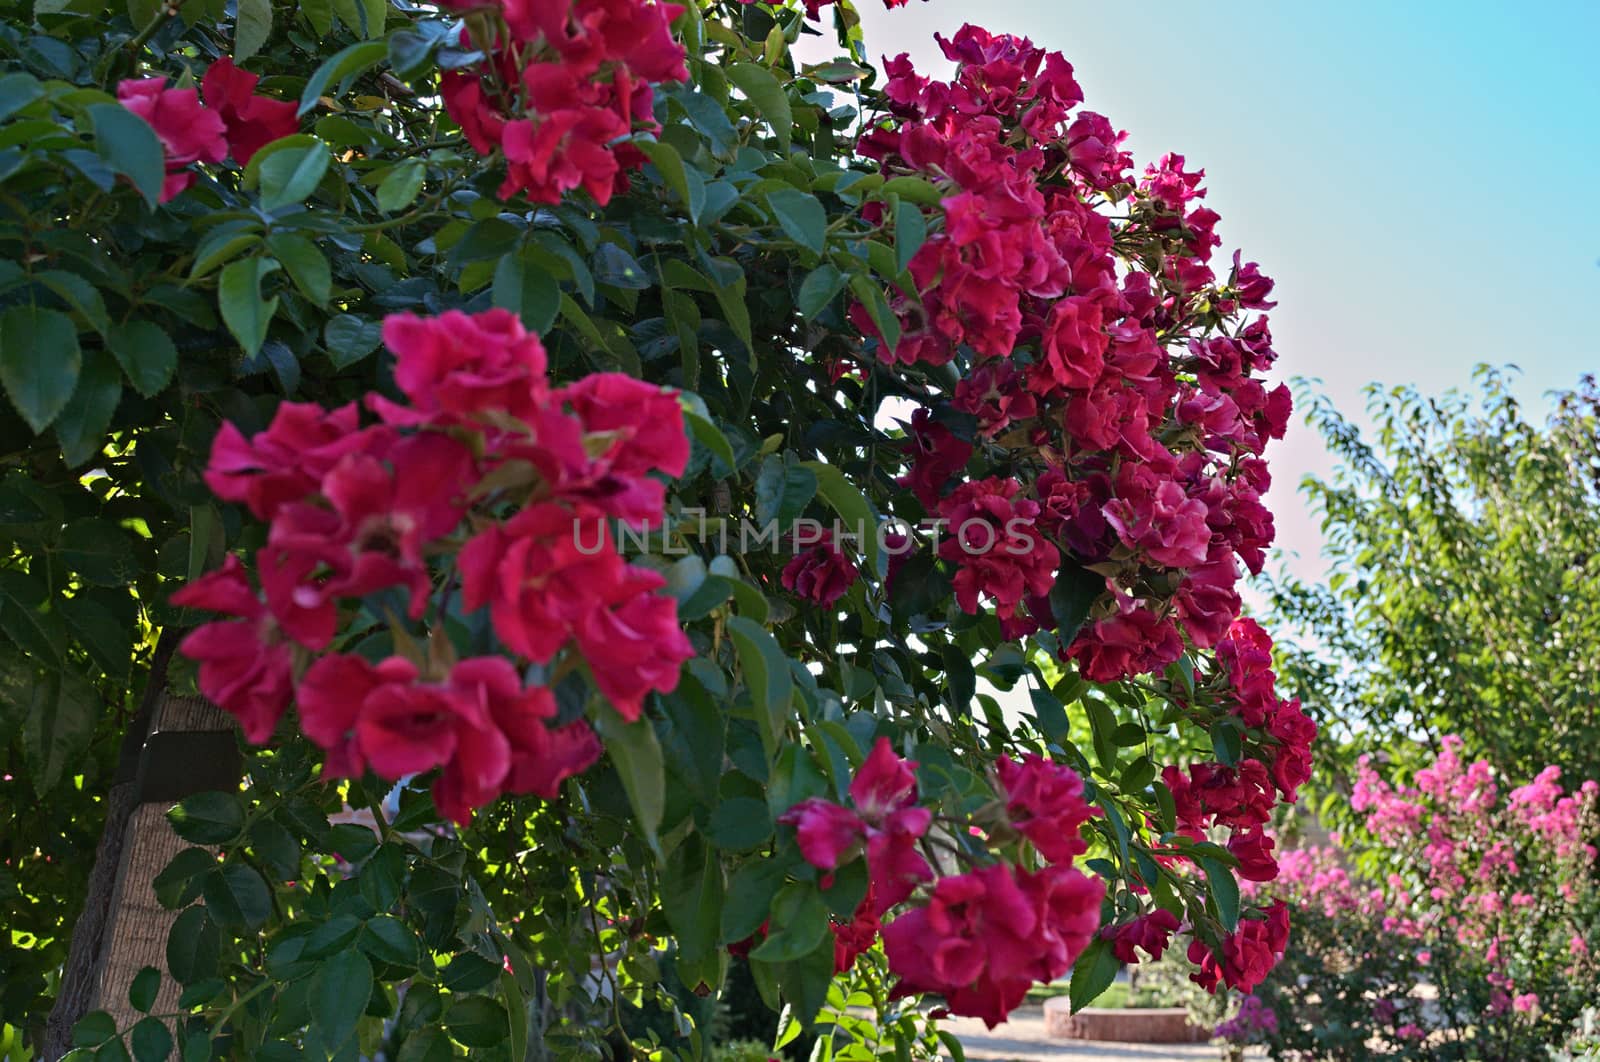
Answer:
xmin=839 ymin=25 xmax=1287 ymax=687
xmin=779 ymin=742 xmax=1103 ymax=1027
xmin=440 ymin=0 xmax=688 ymax=204
xmin=116 ymin=58 xmax=298 ymax=202
xmin=174 ymin=308 xmax=694 ymax=823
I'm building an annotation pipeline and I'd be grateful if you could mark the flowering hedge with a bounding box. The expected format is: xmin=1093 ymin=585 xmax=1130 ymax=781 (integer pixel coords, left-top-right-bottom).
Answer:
xmin=1230 ymin=740 xmax=1599 ymax=1059
xmin=0 ymin=0 xmax=1308 ymax=1056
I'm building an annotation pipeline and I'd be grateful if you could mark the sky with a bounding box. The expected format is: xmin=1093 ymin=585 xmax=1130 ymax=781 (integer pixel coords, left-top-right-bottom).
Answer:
xmin=839 ymin=0 xmax=1600 ymax=577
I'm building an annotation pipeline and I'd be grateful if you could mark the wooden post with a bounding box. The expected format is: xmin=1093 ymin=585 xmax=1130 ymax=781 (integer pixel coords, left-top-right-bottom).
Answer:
xmin=41 ymin=652 xmax=240 ymax=1060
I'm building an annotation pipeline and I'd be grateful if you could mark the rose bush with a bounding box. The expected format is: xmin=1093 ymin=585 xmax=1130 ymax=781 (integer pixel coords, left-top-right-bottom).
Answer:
xmin=1228 ymin=739 xmax=1600 ymax=1060
xmin=0 ymin=0 xmax=1306 ymax=1056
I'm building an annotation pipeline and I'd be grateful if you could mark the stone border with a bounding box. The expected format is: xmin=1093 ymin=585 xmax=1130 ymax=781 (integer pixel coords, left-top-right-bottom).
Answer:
xmin=1042 ymin=998 xmax=1210 ymax=1043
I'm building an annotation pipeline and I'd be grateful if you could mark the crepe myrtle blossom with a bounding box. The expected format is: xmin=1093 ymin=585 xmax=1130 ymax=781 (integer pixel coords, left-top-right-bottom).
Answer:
xmin=177 ymin=308 xmax=692 ymax=821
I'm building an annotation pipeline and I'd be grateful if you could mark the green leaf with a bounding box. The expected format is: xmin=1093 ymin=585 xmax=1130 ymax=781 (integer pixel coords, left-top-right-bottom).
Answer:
xmin=129 ymin=967 xmax=161 ymax=1013
xmin=0 ymin=73 xmax=44 ymax=125
xmin=726 ymin=615 xmax=792 ymax=756
xmin=637 ymin=138 xmax=704 ymax=221
xmin=682 ymin=405 xmax=735 ymax=470
xmin=0 ymin=305 xmax=81 ymax=433
xmin=107 ymin=320 xmax=178 ymax=397
xmin=707 ymin=797 xmax=773 ymax=852
xmin=130 ymin=1017 xmax=172 ymax=1062
xmin=1068 ymin=936 xmax=1120 ymax=1012
xmin=297 ymin=39 xmax=388 ymax=116
xmin=749 ymin=883 xmax=828 ymax=962
xmin=358 ymin=916 xmax=419 ymax=968
xmin=168 ymin=791 xmax=245 ymax=845
xmin=152 ymin=848 xmax=217 ymax=909
xmin=847 ymin=273 xmax=900 ymax=354
xmin=1084 ymin=697 xmax=1118 ymax=774
xmin=491 ymin=249 xmax=560 ymax=334
xmin=1028 ymin=684 xmax=1071 ymax=746
xmin=73 ymin=1011 xmax=117 ymax=1048
xmin=1200 ymin=855 xmax=1241 ymax=932
xmin=881 ymin=175 xmax=943 ymax=206
xmin=1050 ymin=563 xmax=1102 ymax=647
xmin=797 ymin=264 xmax=845 ymax=320
xmin=23 ymin=668 xmax=98 ymax=795
xmin=36 ymin=271 xmax=111 ymax=336
xmin=375 ymin=158 xmax=425 ymax=212
xmin=299 ymin=0 xmax=333 ymax=36
xmin=59 ymin=594 xmax=132 ymax=680
xmin=593 ymin=701 xmax=665 ymax=853
xmin=754 ymin=453 xmax=816 ymax=525
xmin=660 ymin=835 xmax=723 ymax=963
xmin=444 ymin=997 xmax=507 ymax=1050
xmin=894 ymin=199 xmax=926 ymax=275
xmin=766 ymin=187 xmax=826 ymax=256
xmin=218 ymin=257 xmax=280 ymax=357
xmin=593 ymin=243 xmax=650 ymax=290
xmin=257 ymin=142 xmax=329 ymax=211
xmin=53 ymin=349 xmax=121 ymax=468
xmin=310 ymin=948 xmax=372 ymax=1052
xmin=803 ymin=460 xmax=881 ymax=573
xmin=722 ymin=857 xmax=786 ymax=943
xmin=88 ymin=103 xmax=164 ymax=208
xmin=266 ymin=234 xmax=331 ymax=306
xmin=60 ymin=519 xmax=138 ymax=586
xmin=202 ymin=864 xmax=271 ymax=931
xmin=726 ymin=62 xmax=792 ymax=152
xmin=234 ymin=0 xmax=272 ymax=63
xmin=323 ymin=314 xmax=383 ymax=368
xmin=166 ymin=907 xmax=220 ymax=985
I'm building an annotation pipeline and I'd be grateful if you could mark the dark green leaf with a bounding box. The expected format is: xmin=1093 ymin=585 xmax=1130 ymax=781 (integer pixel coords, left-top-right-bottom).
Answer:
xmin=130 ymin=1017 xmax=173 ymax=1062
xmin=168 ymin=791 xmax=245 ymax=845
xmin=166 ymin=907 xmax=220 ymax=985
xmin=202 ymin=864 xmax=272 ymax=931
xmin=444 ymin=996 xmax=507 ymax=1049
xmin=53 ymin=349 xmax=121 ymax=467
xmin=726 ymin=615 xmax=792 ymax=756
xmin=258 ymin=142 xmax=330 ymax=211
xmin=107 ymin=319 xmax=178 ymax=397
xmin=323 ymin=314 xmax=384 ymax=368
xmin=766 ymin=187 xmax=826 ymax=256
xmin=129 ymin=967 xmax=161 ymax=1013
xmin=375 ymin=159 xmax=425 ymax=212
xmin=24 ymin=668 xmax=98 ymax=794
xmin=297 ymin=40 xmax=388 ymax=115
xmin=59 ymin=519 xmax=138 ymax=586
xmin=726 ymin=62 xmax=792 ymax=152
xmin=1068 ymin=936 xmax=1120 ymax=1012
xmin=266 ymin=234 xmax=331 ymax=306
xmin=491 ymin=250 xmax=560 ymax=334
xmin=1200 ymin=855 xmax=1241 ymax=932
xmin=234 ymin=0 xmax=272 ymax=63
xmin=88 ymin=103 xmax=164 ymax=208
xmin=310 ymin=948 xmax=372 ymax=1051
xmin=0 ymin=305 xmax=81 ymax=433
xmin=153 ymin=848 xmax=218 ymax=909
xmin=593 ymin=701 xmax=665 ymax=853
xmin=218 ymin=257 xmax=280 ymax=357
xmin=797 ymin=264 xmax=845 ymax=320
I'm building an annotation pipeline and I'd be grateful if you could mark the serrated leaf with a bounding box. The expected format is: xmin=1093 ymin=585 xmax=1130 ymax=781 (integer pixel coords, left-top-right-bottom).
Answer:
xmin=297 ymin=39 xmax=388 ymax=116
xmin=323 ymin=314 xmax=383 ymax=368
xmin=257 ymin=142 xmax=329 ymax=211
xmin=168 ymin=791 xmax=245 ymax=845
xmin=593 ymin=702 xmax=665 ymax=854
xmin=234 ymin=0 xmax=272 ymax=63
xmin=797 ymin=263 xmax=844 ymax=320
xmin=166 ymin=907 xmax=220 ymax=985
xmin=0 ymin=305 xmax=81 ymax=433
xmin=265 ymin=233 xmax=331 ymax=306
xmin=107 ymin=319 xmax=178 ymax=396
xmin=218 ymin=257 xmax=280 ymax=357
xmin=766 ymin=187 xmax=826 ymax=256
xmin=53 ymin=349 xmax=121 ymax=467
xmin=1068 ymin=936 xmax=1120 ymax=1012
xmin=375 ymin=158 xmax=425 ymax=212
xmin=88 ymin=103 xmax=164 ymax=208
xmin=727 ymin=62 xmax=792 ymax=152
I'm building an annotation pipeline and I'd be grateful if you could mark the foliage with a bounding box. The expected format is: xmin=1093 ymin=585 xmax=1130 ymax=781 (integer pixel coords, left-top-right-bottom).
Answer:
xmin=1233 ymin=741 xmax=1600 ymax=1060
xmin=1269 ymin=369 xmax=1600 ymax=791
xmin=0 ymin=0 xmax=1306 ymax=1056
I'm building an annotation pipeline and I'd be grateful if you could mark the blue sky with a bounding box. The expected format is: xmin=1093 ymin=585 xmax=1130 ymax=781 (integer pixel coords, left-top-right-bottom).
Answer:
xmin=845 ymin=0 xmax=1600 ymax=575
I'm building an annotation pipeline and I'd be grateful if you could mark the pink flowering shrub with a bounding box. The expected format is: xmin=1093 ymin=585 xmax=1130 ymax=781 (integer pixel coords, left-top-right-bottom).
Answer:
xmin=1230 ymin=739 xmax=1600 ymax=1059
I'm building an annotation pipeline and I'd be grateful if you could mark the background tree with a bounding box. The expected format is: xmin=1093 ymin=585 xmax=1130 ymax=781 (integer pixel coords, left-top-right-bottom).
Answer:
xmin=1269 ymin=369 xmax=1600 ymax=793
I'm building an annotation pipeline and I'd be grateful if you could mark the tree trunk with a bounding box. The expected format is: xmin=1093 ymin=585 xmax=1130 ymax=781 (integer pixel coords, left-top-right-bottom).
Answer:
xmin=40 ymin=638 xmax=238 ymax=1060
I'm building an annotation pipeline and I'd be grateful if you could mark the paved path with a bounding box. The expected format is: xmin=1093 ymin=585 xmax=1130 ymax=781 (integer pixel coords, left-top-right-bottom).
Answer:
xmin=937 ymin=1005 xmax=1260 ymax=1062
